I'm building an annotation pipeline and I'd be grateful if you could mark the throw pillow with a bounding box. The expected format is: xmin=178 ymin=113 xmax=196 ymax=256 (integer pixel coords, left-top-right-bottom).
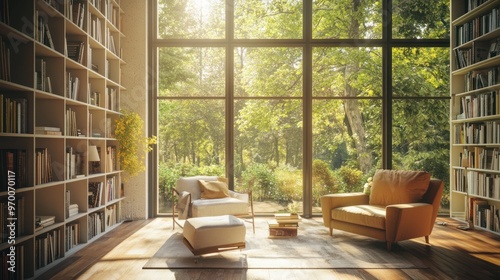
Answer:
xmin=198 ymin=180 xmax=230 ymax=199
xmin=369 ymin=169 xmax=430 ymax=206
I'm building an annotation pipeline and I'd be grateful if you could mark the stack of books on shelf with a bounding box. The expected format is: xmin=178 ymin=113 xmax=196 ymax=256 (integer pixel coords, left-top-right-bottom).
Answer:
xmin=35 ymin=215 xmax=55 ymax=229
xmin=65 ymin=190 xmax=79 ymax=218
xmin=35 ymin=126 xmax=62 ymax=136
xmin=268 ymin=213 xmax=301 ymax=238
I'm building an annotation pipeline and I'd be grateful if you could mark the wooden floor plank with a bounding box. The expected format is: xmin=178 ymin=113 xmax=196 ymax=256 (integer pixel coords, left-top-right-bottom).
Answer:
xmin=37 ymin=217 xmax=500 ymax=280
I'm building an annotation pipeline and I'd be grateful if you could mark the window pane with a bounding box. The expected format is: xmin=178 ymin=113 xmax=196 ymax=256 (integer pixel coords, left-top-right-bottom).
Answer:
xmin=234 ymin=0 xmax=302 ymax=39
xmin=312 ymin=0 xmax=382 ymax=39
xmin=234 ymin=47 xmax=302 ymax=97
xmin=158 ymin=47 xmax=225 ymax=97
xmin=392 ymin=99 xmax=450 ymax=213
xmin=392 ymin=0 xmax=449 ymax=39
xmin=234 ymin=99 xmax=303 ymax=213
xmin=157 ymin=100 xmax=226 ymax=214
xmin=313 ymin=47 xmax=382 ymax=97
xmin=312 ymin=99 xmax=382 ymax=213
xmin=392 ymin=47 xmax=449 ymax=97
xmin=157 ymin=0 xmax=225 ymax=39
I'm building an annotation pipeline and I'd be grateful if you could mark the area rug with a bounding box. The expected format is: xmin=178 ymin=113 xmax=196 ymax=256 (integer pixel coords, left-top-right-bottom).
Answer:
xmin=143 ymin=218 xmax=426 ymax=269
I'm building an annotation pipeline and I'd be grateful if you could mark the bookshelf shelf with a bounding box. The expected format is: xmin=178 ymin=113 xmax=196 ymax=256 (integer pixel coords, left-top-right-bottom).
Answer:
xmin=450 ymin=0 xmax=500 ymax=236
xmin=0 ymin=0 xmax=125 ymax=278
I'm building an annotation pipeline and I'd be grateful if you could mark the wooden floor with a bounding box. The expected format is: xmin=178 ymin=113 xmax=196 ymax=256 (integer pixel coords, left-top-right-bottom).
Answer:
xmin=37 ymin=217 xmax=500 ymax=280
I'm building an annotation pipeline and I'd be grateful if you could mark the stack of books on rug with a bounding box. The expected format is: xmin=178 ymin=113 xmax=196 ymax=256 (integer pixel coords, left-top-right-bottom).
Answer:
xmin=268 ymin=213 xmax=301 ymax=238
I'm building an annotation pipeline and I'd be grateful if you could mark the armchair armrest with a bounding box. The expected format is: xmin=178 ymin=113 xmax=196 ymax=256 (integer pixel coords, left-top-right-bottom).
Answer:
xmin=320 ymin=193 xmax=369 ymax=227
xmin=385 ymin=203 xmax=434 ymax=243
xmin=229 ymin=190 xmax=249 ymax=202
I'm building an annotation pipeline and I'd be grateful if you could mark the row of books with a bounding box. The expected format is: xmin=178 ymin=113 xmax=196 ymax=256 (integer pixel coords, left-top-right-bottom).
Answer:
xmin=0 ymin=149 xmax=28 ymax=190
xmin=34 ymin=10 xmax=55 ymax=50
xmin=67 ymin=40 xmax=85 ymax=64
xmin=470 ymin=198 xmax=500 ymax=233
xmin=0 ymin=36 xmax=11 ymax=82
xmin=463 ymin=67 xmax=500 ymax=92
xmin=459 ymin=147 xmax=500 ymax=171
xmin=66 ymin=146 xmax=84 ymax=180
xmin=0 ymin=94 xmax=28 ymax=134
xmin=88 ymin=212 xmax=105 ymax=240
xmin=453 ymin=121 xmax=500 ymax=145
xmin=68 ymin=0 xmax=86 ymax=29
xmin=457 ymin=90 xmax=499 ymax=120
xmin=1 ymin=245 xmax=24 ymax=280
xmin=65 ymin=223 xmax=80 ymax=252
xmin=106 ymin=204 xmax=117 ymax=227
xmin=0 ymin=0 xmax=10 ymax=25
xmin=88 ymin=182 xmax=104 ymax=208
xmin=66 ymin=107 xmax=79 ymax=136
xmin=0 ymin=196 xmax=25 ymax=243
xmin=35 ymin=58 xmax=52 ymax=93
xmin=35 ymin=147 xmax=53 ymax=185
xmin=466 ymin=0 xmax=489 ymax=13
xmin=35 ymin=228 xmax=61 ymax=269
xmin=455 ymin=7 xmax=500 ymax=46
xmin=463 ymin=170 xmax=500 ymax=199
xmin=67 ymin=72 xmax=81 ymax=100
xmin=105 ymin=146 xmax=117 ymax=173
xmin=89 ymin=15 xmax=103 ymax=44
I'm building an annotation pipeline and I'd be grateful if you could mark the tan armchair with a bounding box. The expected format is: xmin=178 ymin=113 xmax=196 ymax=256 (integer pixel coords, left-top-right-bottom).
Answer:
xmin=172 ymin=176 xmax=255 ymax=233
xmin=321 ymin=170 xmax=444 ymax=251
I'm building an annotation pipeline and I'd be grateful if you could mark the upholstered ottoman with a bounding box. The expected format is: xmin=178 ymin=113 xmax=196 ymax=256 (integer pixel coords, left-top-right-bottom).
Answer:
xmin=182 ymin=215 xmax=246 ymax=255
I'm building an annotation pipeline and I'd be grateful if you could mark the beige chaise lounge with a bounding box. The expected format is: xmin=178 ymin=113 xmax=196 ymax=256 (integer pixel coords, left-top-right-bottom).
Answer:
xmin=172 ymin=175 xmax=255 ymax=233
xmin=321 ymin=169 xmax=444 ymax=251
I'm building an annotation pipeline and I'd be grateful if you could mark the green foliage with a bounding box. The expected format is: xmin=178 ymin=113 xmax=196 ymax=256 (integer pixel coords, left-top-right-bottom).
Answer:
xmin=312 ymin=160 xmax=338 ymax=205
xmin=336 ymin=166 xmax=364 ymax=193
xmin=274 ymin=165 xmax=302 ymax=202
xmin=239 ymin=163 xmax=278 ymax=201
xmin=114 ymin=111 xmax=156 ymax=180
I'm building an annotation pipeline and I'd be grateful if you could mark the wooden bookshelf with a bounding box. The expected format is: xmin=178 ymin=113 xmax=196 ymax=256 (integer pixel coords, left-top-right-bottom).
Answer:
xmin=0 ymin=0 xmax=126 ymax=278
xmin=450 ymin=0 xmax=500 ymax=235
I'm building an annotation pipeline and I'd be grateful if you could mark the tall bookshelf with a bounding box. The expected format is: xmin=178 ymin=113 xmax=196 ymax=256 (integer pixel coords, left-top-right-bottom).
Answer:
xmin=450 ymin=0 xmax=500 ymax=235
xmin=0 ymin=0 xmax=126 ymax=278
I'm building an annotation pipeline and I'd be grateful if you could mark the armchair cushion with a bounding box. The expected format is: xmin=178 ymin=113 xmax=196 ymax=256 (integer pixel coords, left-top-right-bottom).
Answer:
xmin=191 ymin=197 xmax=249 ymax=217
xmin=369 ymin=169 xmax=430 ymax=206
xmin=331 ymin=205 xmax=386 ymax=230
xmin=198 ymin=180 xmax=230 ymax=199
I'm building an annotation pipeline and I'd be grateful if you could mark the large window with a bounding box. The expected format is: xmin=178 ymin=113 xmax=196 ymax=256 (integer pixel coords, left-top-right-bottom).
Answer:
xmin=152 ymin=0 xmax=450 ymax=216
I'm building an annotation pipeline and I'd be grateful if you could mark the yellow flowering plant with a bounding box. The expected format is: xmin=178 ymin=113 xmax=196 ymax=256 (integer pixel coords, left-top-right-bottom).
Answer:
xmin=114 ymin=110 xmax=156 ymax=180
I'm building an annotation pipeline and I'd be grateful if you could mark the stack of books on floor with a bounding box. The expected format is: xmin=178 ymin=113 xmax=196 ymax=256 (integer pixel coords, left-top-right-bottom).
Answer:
xmin=268 ymin=213 xmax=301 ymax=238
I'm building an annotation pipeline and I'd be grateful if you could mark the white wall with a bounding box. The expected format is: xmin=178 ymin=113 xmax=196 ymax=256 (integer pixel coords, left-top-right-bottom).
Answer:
xmin=120 ymin=0 xmax=149 ymax=220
